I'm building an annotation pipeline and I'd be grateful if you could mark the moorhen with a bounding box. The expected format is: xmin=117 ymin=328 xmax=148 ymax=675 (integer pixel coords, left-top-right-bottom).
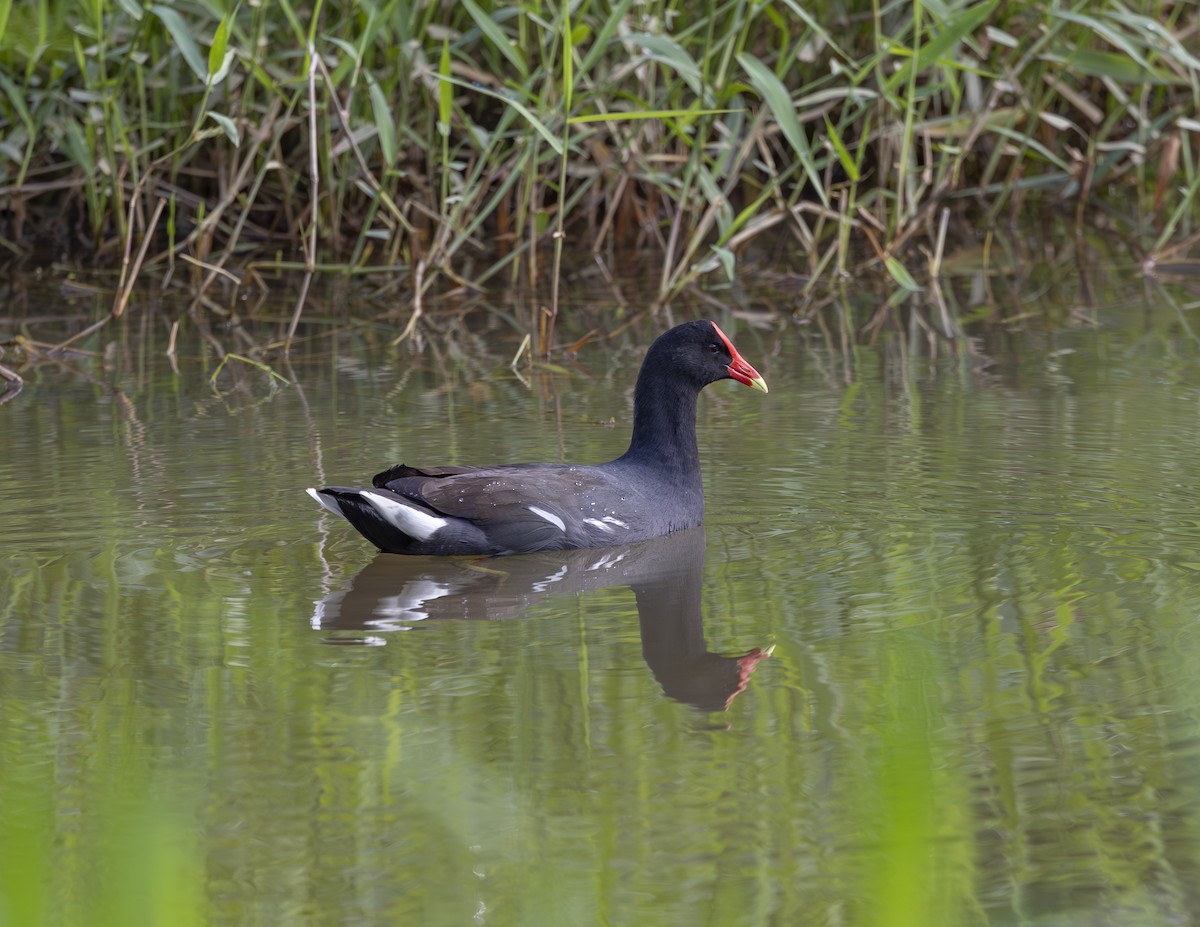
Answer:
xmin=308 ymin=319 xmax=767 ymax=555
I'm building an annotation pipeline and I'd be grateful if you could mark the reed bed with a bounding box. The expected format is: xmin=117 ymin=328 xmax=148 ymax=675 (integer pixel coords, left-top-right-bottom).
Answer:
xmin=1 ymin=0 xmax=1198 ymax=350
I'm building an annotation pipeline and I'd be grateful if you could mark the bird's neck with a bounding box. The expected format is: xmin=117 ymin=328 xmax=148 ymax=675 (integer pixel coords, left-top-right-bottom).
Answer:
xmin=618 ymin=367 xmax=701 ymax=477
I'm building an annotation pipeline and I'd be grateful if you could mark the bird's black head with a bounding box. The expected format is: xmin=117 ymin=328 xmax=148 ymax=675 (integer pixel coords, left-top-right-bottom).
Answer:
xmin=645 ymin=320 xmax=768 ymax=393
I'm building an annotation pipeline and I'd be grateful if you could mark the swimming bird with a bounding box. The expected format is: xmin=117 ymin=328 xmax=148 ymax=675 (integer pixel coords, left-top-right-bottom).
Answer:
xmin=308 ymin=319 xmax=767 ymax=555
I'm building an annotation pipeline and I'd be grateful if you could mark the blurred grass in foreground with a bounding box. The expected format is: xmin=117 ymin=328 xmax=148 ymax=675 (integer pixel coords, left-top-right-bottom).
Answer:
xmin=0 ymin=723 xmax=206 ymax=927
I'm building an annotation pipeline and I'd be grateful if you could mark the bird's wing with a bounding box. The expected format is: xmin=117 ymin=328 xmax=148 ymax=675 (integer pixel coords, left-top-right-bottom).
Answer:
xmin=372 ymin=462 xmax=489 ymax=486
xmin=391 ymin=465 xmax=637 ymax=552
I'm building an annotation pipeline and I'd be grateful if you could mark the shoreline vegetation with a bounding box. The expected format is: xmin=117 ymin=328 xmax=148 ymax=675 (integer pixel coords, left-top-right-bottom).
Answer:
xmin=1 ymin=0 xmax=1199 ymax=368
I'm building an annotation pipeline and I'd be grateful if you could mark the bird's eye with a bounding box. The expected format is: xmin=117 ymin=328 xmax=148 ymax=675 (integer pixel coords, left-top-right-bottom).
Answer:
xmin=708 ymin=343 xmax=720 ymax=355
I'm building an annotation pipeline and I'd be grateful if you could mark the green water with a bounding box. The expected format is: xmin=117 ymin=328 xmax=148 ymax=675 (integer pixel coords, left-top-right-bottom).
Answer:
xmin=4 ymin=277 xmax=1200 ymax=926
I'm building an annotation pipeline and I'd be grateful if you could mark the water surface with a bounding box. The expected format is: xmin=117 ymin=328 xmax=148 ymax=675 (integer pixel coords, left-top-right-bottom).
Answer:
xmin=4 ymin=271 xmax=1200 ymax=925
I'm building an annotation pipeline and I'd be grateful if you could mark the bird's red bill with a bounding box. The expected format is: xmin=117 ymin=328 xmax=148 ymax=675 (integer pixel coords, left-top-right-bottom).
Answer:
xmin=712 ymin=322 xmax=768 ymax=393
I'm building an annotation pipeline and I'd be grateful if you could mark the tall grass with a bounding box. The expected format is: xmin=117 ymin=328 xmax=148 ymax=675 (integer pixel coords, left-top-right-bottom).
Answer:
xmin=1 ymin=0 xmax=1198 ymax=342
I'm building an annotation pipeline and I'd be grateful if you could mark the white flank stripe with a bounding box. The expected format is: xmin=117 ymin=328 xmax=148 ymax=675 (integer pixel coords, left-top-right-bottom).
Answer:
xmin=527 ymin=505 xmax=566 ymax=532
xmin=307 ymin=487 xmax=349 ymax=522
xmin=602 ymin=516 xmax=629 ymax=529
xmin=362 ymin=491 xmax=447 ymax=541
xmin=584 ymin=518 xmax=614 ymax=533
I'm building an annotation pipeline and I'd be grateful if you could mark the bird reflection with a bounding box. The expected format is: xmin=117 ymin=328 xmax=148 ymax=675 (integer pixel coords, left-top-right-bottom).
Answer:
xmin=312 ymin=527 xmax=771 ymax=712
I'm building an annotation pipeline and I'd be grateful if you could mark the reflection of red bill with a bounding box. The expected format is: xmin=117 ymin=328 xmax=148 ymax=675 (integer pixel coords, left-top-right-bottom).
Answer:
xmin=727 ymin=644 xmax=776 ymax=709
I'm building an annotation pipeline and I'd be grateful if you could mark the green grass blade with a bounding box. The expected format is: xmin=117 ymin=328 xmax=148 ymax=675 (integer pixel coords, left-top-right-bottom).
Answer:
xmin=577 ymin=0 xmax=636 ymax=79
xmin=1153 ymin=166 xmax=1200 ymax=252
xmin=150 ymin=4 xmax=208 ymax=82
xmin=824 ymin=115 xmax=860 ymax=182
xmin=461 ymin=0 xmax=527 ymax=77
xmin=367 ymin=72 xmax=397 ymax=165
xmin=61 ymin=121 xmax=96 ymax=176
xmin=987 ymin=123 xmax=1074 ymax=173
xmin=562 ymin=0 xmax=573 ymax=113
xmin=630 ymin=33 xmax=706 ymax=100
xmin=204 ymin=111 xmax=240 ymax=145
xmin=777 ymin=0 xmax=849 ymax=63
xmin=737 ymin=51 xmax=828 ymax=207
xmin=720 ymin=186 xmax=778 ymax=244
xmin=884 ymin=0 xmax=998 ymax=93
xmin=1050 ymin=8 xmax=1153 ymax=72
xmin=1042 ymin=48 xmax=1181 ymax=85
xmin=273 ymin=0 xmax=306 ymax=45
xmin=438 ymin=38 xmax=452 ymax=209
xmin=207 ymin=11 xmax=231 ymax=83
xmin=435 ymin=73 xmax=562 ymax=155
xmin=0 ymin=71 xmax=34 ymax=133
xmin=1106 ymin=10 xmax=1200 ymax=71
xmin=438 ymin=40 xmax=452 ymax=130
xmin=885 ymin=256 xmax=923 ymax=292
xmin=568 ymin=107 xmax=735 ymax=125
